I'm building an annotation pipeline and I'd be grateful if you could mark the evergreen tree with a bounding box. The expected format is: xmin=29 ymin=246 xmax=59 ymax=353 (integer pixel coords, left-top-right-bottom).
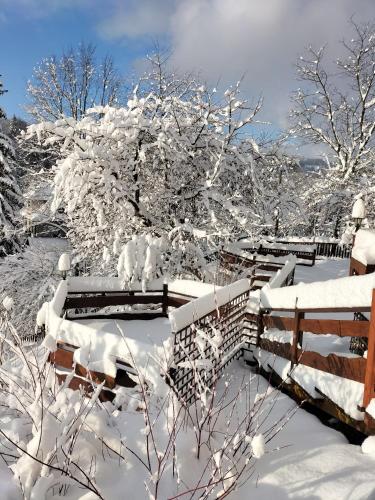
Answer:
xmin=0 ymin=76 xmax=22 ymax=253
xmin=0 ymin=75 xmax=7 ymax=118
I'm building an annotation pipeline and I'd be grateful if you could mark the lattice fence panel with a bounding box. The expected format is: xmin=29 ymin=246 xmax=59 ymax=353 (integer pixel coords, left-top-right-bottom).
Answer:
xmin=170 ymin=290 xmax=249 ymax=404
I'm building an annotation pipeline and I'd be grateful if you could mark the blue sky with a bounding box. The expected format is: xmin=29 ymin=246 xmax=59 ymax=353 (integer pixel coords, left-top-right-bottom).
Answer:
xmin=0 ymin=2 xmax=159 ymax=118
xmin=1 ymin=0 xmax=374 ymax=129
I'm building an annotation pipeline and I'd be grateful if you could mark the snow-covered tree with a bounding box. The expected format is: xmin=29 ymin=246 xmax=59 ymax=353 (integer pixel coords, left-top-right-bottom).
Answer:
xmin=0 ymin=241 xmax=62 ymax=335
xmin=0 ymin=131 xmax=22 ymax=253
xmin=0 ymin=75 xmax=7 ymax=119
xmin=27 ymin=66 xmax=262 ymax=274
xmin=290 ymin=20 xmax=375 ymax=181
xmin=27 ymin=43 xmax=124 ymax=121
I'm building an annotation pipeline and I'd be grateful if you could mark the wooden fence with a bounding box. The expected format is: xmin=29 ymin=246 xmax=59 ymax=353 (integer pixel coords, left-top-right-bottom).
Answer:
xmin=63 ymin=284 xmax=171 ymax=320
xmin=247 ymin=290 xmax=375 ymax=413
xmin=169 ymin=289 xmax=250 ymax=405
xmin=257 ymin=244 xmax=316 ymax=266
xmin=265 ymin=240 xmax=351 ymax=259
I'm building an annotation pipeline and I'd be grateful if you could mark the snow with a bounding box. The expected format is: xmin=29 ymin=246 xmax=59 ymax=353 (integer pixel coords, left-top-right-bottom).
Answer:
xmin=267 ymin=256 xmax=296 ymax=288
xmin=27 ymin=237 xmax=70 ymax=252
xmin=66 ymin=276 xmax=219 ymax=297
xmin=261 ymin=328 xmax=354 ymax=357
xmin=254 ymin=348 xmax=364 ymax=420
xmin=362 ymin=436 xmax=375 ymax=456
xmin=259 ymin=240 xmax=316 ymax=252
xmin=366 ymin=398 xmax=375 ymax=419
xmin=0 ymin=461 xmax=21 ymax=500
xmin=294 ymin=257 xmax=349 ymax=284
xmin=260 ymin=272 xmax=375 ymax=310
xmin=2 ymin=296 xmax=14 ymax=311
xmin=251 ymin=433 xmax=265 ymax=459
xmin=57 ymin=252 xmax=70 ymax=272
xmin=352 ymin=198 xmax=366 ymax=219
xmin=352 ymin=229 xmax=375 ymax=265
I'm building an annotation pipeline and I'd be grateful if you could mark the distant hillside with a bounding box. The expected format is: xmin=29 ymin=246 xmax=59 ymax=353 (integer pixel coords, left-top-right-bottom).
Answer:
xmin=299 ymin=157 xmax=328 ymax=172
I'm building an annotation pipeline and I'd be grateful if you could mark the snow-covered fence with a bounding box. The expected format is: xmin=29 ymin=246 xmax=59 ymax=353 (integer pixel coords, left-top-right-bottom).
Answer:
xmin=238 ymin=236 xmax=351 ymax=259
xmin=247 ymin=273 xmax=375 ymax=433
xmin=168 ymin=280 xmax=251 ymax=404
xmin=257 ymin=242 xmax=316 ymax=266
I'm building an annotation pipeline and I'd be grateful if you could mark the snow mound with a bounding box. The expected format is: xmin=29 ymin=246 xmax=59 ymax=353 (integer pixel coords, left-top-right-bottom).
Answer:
xmin=352 ymin=229 xmax=375 ymax=266
xmin=260 ymin=272 xmax=375 ymax=310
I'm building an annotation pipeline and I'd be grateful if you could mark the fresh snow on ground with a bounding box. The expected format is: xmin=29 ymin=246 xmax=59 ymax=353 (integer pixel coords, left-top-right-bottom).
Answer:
xmin=294 ymin=258 xmax=349 ymax=284
xmin=2 ymin=257 xmax=375 ymax=499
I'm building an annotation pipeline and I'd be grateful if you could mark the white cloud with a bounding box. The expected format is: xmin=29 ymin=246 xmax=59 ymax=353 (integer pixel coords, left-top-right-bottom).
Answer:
xmin=0 ymin=0 xmax=89 ymax=18
xmin=98 ymin=0 xmax=177 ymax=39
xmin=96 ymin=0 xmax=375 ymax=126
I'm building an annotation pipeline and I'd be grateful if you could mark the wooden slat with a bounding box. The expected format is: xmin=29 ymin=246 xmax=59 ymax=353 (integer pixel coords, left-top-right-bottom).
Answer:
xmin=64 ymin=294 xmax=164 ymax=309
xmin=300 ymin=318 xmax=369 ymax=337
xmin=168 ymin=296 xmax=191 ymax=307
xmin=261 ymin=306 xmax=371 ymax=313
xmin=66 ymin=312 xmax=166 ymax=321
xmin=259 ymin=338 xmax=292 ymax=360
xmin=263 ymin=315 xmax=294 ymax=331
xmin=75 ymin=363 xmax=116 ymax=389
xmin=258 ymin=338 xmax=366 ymax=383
xmin=363 ymin=290 xmax=375 ymax=407
xmin=55 ymin=373 xmax=116 ymax=402
xmin=256 ymin=264 xmax=283 ymax=271
xmin=49 ymin=347 xmax=74 ymax=369
xmin=299 ymin=351 xmax=366 ymax=383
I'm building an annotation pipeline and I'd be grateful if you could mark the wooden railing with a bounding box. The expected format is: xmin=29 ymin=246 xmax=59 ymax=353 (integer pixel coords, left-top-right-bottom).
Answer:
xmin=247 ymin=290 xmax=375 ymax=411
xmin=275 ymin=240 xmax=351 ymax=259
xmin=63 ymin=284 xmax=176 ymax=320
xmin=257 ymin=244 xmax=316 ymax=266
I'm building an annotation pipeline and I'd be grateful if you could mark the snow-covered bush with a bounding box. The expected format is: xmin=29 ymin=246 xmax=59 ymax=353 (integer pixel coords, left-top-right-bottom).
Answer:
xmin=0 ymin=242 xmax=62 ymax=336
xmin=0 ymin=302 xmax=296 ymax=499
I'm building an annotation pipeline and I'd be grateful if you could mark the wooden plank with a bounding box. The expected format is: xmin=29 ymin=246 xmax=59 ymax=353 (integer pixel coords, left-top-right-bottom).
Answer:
xmin=261 ymin=306 xmax=371 ymax=313
xmin=75 ymin=363 xmax=116 ymax=389
xmin=49 ymin=347 xmax=74 ymax=369
xmin=55 ymin=373 xmax=116 ymax=403
xmin=168 ymin=296 xmax=191 ymax=307
xmin=258 ymin=338 xmax=292 ymax=360
xmin=292 ymin=311 xmax=304 ymax=365
xmin=64 ymin=294 xmax=165 ymax=309
xmin=258 ymin=338 xmax=366 ymax=383
xmin=66 ymin=312 xmax=166 ymax=321
xmin=162 ymin=283 xmax=168 ymax=315
xmin=299 ymin=351 xmax=366 ymax=383
xmin=251 ymin=274 xmax=272 ymax=282
xmin=299 ymin=318 xmax=369 ymax=337
xmin=363 ymin=290 xmax=375 ymax=407
xmin=263 ymin=315 xmax=294 ymax=331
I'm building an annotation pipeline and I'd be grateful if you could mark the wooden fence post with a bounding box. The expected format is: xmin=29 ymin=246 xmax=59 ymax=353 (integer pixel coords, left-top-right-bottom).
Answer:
xmin=291 ymin=310 xmax=304 ymax=366
xmin=363 ymin=289 xmax=375 ymax=408
xmin=256 ymin=310 xmax=264 ymax=347
xmin=162 ymin=283 xmax=168 ymax=316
